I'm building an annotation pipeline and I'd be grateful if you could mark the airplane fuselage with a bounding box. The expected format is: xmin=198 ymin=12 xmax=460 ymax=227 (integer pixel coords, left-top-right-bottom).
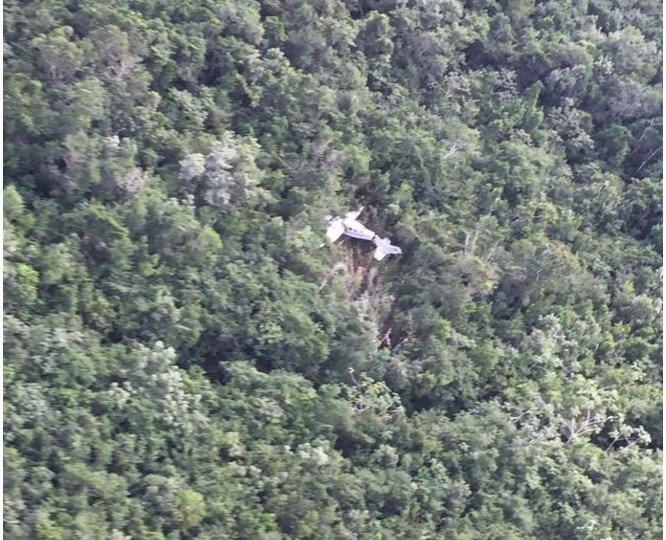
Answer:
xmin=341 ymin=218 xmax=376 ymax=241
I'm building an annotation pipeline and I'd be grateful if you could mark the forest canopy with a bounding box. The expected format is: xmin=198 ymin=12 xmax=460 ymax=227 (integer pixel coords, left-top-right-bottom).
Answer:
xmin=3 ymin=0 xmax=663 ymax=538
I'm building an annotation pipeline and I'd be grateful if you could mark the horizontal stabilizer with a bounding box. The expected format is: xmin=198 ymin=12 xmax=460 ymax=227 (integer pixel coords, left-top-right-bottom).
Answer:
xmin=373 ymin=247 xmax=389 ymax=261
xmin=372 ymin=236 xmax=402 ymax=260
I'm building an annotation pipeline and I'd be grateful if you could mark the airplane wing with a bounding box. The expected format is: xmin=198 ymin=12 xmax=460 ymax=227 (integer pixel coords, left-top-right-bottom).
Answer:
xmin=344 ymin=206 xmax=364 ymax=220
xmin=326 ymin=219 xmax=345 ymax=242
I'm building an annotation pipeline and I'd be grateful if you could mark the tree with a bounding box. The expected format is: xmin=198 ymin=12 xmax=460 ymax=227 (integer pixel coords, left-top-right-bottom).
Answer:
xmin=3 ymin=0 xmax=661 ymax=537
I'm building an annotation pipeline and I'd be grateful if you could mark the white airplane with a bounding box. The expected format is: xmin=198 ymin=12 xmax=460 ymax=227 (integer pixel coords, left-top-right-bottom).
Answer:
xmin=325 ymin=207 xmax=402 ymax=261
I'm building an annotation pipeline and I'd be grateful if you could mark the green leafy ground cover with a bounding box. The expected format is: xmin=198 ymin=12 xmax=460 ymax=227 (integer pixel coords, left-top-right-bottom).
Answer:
xmin=4 ymin=0 xmax=662 ymax=538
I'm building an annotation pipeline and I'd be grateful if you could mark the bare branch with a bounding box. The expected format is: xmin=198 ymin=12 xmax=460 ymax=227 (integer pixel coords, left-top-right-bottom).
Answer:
xmin=318 ymin=262 xmax=347 ymax=292
xmin=441 ymin=138 xmax=463 ymax=160
xmin=634 ymin=146 xmax=661 ymax=175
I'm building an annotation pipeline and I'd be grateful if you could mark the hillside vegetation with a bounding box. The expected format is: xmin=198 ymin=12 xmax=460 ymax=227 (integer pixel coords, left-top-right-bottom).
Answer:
xmin=4 ymin=0 xmax=663 ymax=538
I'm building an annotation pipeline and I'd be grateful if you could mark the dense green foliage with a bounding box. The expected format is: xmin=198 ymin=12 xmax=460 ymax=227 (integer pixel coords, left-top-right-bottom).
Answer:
xmin=4 ymin=0 xmax=662 ymax=538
